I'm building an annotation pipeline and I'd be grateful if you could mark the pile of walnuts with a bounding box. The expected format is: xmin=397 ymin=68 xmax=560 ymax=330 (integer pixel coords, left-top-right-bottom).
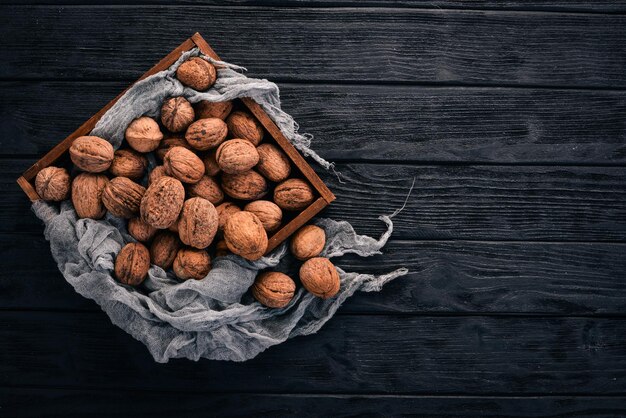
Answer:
xmin=34 ymin=56 xmax=340 ymax=308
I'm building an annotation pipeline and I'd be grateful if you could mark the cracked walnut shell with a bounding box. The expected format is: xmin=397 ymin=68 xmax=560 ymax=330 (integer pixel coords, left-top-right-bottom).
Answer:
xmin=161 ymin=97 xmax=195 ymax=133
xmin=216 ymin=138 xmax=260 ymax=174
xmin=274 ymin=178 xmax=315 ymax=211
xmin=173 ymin=247 xmax=211 ymax=280
xmin=221 ymin=170 xmax=268 ymax=200
xmin=35 ymin=166 xmax=70 ymax=202
xmin=226 ymin=110 xmax=264 ymax=146
xmin=114 ymin=242 xmax=150 ymax=286
xmin=164 ymin=146 xmax=205 ymax=184
xmin=252 ymin=271 xmax=296 ymax=308
xmin=290 ymin=225 xmax=325 ymax=260
xmin=299 ymin=257 xmax=340 ymax=299
xmin=125 ymin=116 xmax=163 ymax=153
xmin=178 ymin=197 xmax=219 ymax=249
xmin=176 ymin=57 xmax=217 ymax=91
xmin=69 ymin=136 xmax=114 ymax=173
xmin=71 ymin=173 xmax=109 ymax=219
xmin=102 ymin=177 xmax=146 ymax=219
xmin=140 ymin=176 xmax=185 ymax=229
xmin=223 ymin=211 xmax=268 ymax=261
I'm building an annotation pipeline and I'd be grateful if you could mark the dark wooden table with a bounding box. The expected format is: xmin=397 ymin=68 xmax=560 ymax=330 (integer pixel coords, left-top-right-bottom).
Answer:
xmin=1 ymin=1 xmax=626 ymax=416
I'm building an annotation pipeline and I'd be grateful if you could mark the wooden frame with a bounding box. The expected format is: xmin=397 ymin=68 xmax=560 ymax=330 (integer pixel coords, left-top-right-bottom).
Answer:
xmin=17 ymin=32 xmax=335 ymax=254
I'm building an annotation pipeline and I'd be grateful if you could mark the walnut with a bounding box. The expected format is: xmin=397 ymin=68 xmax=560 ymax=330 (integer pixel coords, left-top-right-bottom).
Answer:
xmin=203 ymin=150 xmax=221 ymax=176
xmin=156 ymin=135 xmax=191 ymax=160
xmin=163 ymin=146 xmax=205 ymax=184
xmin=178 ymin=197 xmax=218 ymax=249
xmin=299 ymin=257 xmax=340 ymax=299
xmin=35 ymin=166 xmax=70 ymax=201
xmin=140 ymin=176 xmax=185 ymax=229
xmin=256 ymin=143 xmax=291 ymax=182
xmin=176 ymin=57 xmax=217 ymax=91
xmin=102 ymin=177 xmax=146 ymax=219
xmin=69 ymin=136 xmax=114 ymax=173
xmin=223 ymin=211 xmax=268 ymax=261
xmin=161 ymin=97 xmax=194 ymax=133
xmin=195 ymin=100 xmax=233 ymax=120
xmin=215 ymin=239 xmax=229 ymax=257
xmin=124 ymin=117 xmax=163 ymax=153
xmin=71 ymin=173 xmax=109 ymax=219
xmin=173 ymin=247 xmax=211 ymax=280
xmin=148 ymin=166 xmax=168 ymax=185
xmin=109 ymin=149 xmax=148 ymax=180
xmin=226 ymin=111 xmax=264 ymax=146
xmin=244 ymin=200 xmax=282 ymax=232
xmin=290 ymin=225 xmax=325 ymax=260
xmin=221 ymin=170 xmax=268 ymax=200
xmin=114 ymin=242 xmax=151 ymax=286
xmin=216 ymin=138 xmax=259 ymax=174
xmin=168 ymin=216 xmax=180 ymax=233
xmin=127 ymin=217 xmax=157 ymax=242
xmin=185 ymin=118 xmax=228 ymax=151
xmin=150 ymin=231 xmax=181 ymax=270
xmin=252 ymin=271 xmax=296 ymax=308
xmin=274 ymin=178 xmax=315 ymax=211
xmin=186 ymin=175 xmax=223 ymax=205
xmin=216 ymin=202 xmax=241 ymax=230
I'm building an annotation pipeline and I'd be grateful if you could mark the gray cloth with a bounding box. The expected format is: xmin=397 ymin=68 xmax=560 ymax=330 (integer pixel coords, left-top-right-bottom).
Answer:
xmin=32 ymin=49 xmax=408 ymax=363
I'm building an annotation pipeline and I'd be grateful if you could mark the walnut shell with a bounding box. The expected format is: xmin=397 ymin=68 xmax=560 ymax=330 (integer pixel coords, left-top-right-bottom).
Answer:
xmin=69 ymin=136 xmax=114 ymax=173
xmin=124 ymin=117 xmax=163 ymax=153
xmin=150 ymin=231 xmax=181 ymax=270
xmin=168 ymin=216 xmax=180 ymax=233
xmin=128 ymin=217 xmax=157 ymax=243
xmin=256 ymin=143 xmax=291 ymax=182
xmin=148 ymin=166 xmax=168 ymax=185
xmin=195 ymin=100 xmax=233 ymax=120
xmin=173 ymin=247 xmax=211 ymax=280
xmin=35 ymin=166 xmax=70 ymax=201
xmin=226 ymin=111 xmax=264 ymax=146
xmin=244 ymin=200 xmax=282 ymax=232
xmin=140 ymin=176 xmax=185 ymax=229
xmin=223 ymin=211 xmax=268 ymax=261
xmin=216 ymin=138 xmax=260 ymax=174
xmin=186 ymin=175 xmax=223 ymax=205
xmin=290 ymin=225 xmax=325 ymax=260
xmin=203 ymin=150 xmax=221 ymax=176
xmin=71 ymin=173 xmax=109 ymax=219
xmin=161 ymin=97 xmax=194 ymax=133
xmin=274 ymin=178 xmax=315 ymax=211
xmin=216 ymin=202 xmax=241 ymax=230
xmin=164 ymin=146 xmax=205 ymax=184
xmin=215 ymin=239 xmax=229 ymax=257
xmin=178 ymin=197 xmax=219 ymax=249
xmin=102 ymin=177 xmax=146 ymax=219
xmin=221 ymin=170 xmax=268 ymax=200
xmin=185 ymin=118 xmax=228 ymax=151
xmin=252 ymin=271 xmax=296 ymax=308
xmin=156 ymin=135 xmax=191 ymax=160
xmin=176 ymin=57 xmax=217 ymax=91
xmin=109 ymin=149 xmax=148 ymax=180
xmin=114 ymin=242 xmax=150 ymax=286
xmin=299 ymin=257 xmax=340 ymax=299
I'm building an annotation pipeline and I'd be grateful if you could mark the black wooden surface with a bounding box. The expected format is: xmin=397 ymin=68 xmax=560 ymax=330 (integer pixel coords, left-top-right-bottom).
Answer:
xmin=1 ymin=2 xmax=625 ymax=417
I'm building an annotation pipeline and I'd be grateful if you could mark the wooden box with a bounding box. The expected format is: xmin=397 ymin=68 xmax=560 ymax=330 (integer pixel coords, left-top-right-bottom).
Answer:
xmin=17 ymin=33 xmax=335 ymax=254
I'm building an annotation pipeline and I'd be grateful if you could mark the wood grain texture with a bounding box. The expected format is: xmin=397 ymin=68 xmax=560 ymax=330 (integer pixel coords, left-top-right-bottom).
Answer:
xmin=2 ymin=233 xmax=625 ymax=316
xmin=1 ymin=7 xmax=626 ymax=87
xmin=3 ymin=159 xmax=626 ymax=241
xmin=2 ymin=311 xmax=626 ymax=394
xmin=2 ymin=389 xmax=626 ymax=418
xmin=4 ymin=82 xmax=626 ymax=164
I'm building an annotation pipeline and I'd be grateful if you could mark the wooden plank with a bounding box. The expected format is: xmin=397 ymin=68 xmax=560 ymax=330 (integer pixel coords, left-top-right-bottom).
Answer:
xmin=1 ymin=7 xmax=626 ymax=87
xmin=2 ymin=389 xmax=626 ymax=418
xmin=5 ymin=82 xmax=626 ymax=164
xmin=2 ymin=232 xmax=625 ymax=316
xmin=5 ymin=1 xmax=626 ymax=14
xmin=3 ymin=159 xmax=626 ymax=241
xmin=2 ymin=312 xmax=626 ymax=394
